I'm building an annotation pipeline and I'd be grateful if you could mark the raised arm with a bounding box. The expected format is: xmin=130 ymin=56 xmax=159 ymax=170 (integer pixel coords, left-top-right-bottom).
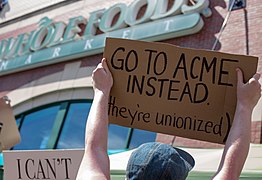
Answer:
xmin=213 ymin=68 xmax=261 ymax=180
xmin=76 ymin=58 xmax=113 ymax=180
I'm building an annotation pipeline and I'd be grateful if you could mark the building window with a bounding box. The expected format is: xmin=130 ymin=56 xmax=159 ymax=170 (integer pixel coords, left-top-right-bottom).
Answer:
xmin=13 ymin=105 xmax=60 ymax=150
xmin=108 ymin=124 xmax=130 ymax=150
xmin=129 ymin=129 xmax=157 ymax=149
xmin=56 ymin=102 xmax=91 ymax=149
xmin=14 ymin=100 xmax=156 ymax=152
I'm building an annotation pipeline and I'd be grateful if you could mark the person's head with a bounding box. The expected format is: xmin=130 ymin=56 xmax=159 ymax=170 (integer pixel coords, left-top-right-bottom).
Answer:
xmin=126 ymin=142 xmax=195 ymax=180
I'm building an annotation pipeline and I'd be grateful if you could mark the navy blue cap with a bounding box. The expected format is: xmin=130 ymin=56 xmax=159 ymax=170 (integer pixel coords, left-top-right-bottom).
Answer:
xmin=126 ymin=142 xmax=195 ymax=180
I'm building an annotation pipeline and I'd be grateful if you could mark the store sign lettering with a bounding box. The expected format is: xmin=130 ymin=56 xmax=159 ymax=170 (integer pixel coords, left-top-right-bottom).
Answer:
xmin=16 ymin=158 xmax=72 ymax=179
xmin=0 ymin=0 xmax=212 ymax=75
xmin=4 ymin=149 xmax=83 ymax=180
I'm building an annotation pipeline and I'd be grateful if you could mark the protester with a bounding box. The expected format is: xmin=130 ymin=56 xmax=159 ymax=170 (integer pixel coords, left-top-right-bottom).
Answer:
xmin=76 ymin=58 xmax=261 ymax=180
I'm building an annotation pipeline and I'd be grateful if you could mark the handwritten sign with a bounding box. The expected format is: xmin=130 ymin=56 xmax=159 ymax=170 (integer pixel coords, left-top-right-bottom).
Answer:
xmin=103 ymin=38 xmax=258 ymax=144
xmin=3 ymin=149 xmax=83 ymax=180
xmin=0 ymin=97 xmax=21 ymax=150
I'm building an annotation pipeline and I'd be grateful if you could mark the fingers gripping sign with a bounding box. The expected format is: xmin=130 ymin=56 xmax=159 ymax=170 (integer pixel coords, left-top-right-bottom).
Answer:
xmin=92 ymin=58 xmax=113 ymax=94
xmin=236 ymin=68 xmax=261 ymax=110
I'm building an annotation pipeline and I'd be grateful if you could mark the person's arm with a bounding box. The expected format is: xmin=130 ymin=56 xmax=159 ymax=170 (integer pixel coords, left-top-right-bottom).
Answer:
xmin=76 ymin=58 xmax=113 ymax=180
xmin=213 ymin=68 xmax=261 ymax=180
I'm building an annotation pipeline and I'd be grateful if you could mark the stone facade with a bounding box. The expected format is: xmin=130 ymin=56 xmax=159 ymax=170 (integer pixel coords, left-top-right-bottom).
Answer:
xmin=0 ymin=0 xmax=261 ymax=147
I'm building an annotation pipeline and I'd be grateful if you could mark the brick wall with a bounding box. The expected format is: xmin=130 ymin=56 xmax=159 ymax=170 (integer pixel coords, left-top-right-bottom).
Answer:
xmin=0 ymin=0 xmax=261 ymax=147
xmin=158 ymin=0 xmax=262 ymax=147
xmin=0 ymin=0 xmax=67 ymax=24
xmin=0 ymin=54 xmax=101 ymax=98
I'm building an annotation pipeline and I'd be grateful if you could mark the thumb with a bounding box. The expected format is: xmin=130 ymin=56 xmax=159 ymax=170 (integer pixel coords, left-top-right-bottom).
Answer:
xmin=252 ymin=73 xmax=261 ymax=81
xmin=102 ymin=58 xmax=110 ymax=73
xmin=236 ymin=68 xmax=244 ymax=86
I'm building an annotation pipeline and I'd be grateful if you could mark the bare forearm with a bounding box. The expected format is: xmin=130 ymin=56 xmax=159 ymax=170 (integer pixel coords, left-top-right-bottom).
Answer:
xmin=77 ymin=58 xmax=113 ymax=180
xmin=215 ymin=104 xmax=252 ymax=179
xmin=225 ymin=105 xmax=251 ymax=164
xmin=213 ymin=70 xmax=261 ymax=180
xmin=85 ymin=91 xmax=110 ymax=151
xmin=77 ymin=92 xmax=110 ymax=180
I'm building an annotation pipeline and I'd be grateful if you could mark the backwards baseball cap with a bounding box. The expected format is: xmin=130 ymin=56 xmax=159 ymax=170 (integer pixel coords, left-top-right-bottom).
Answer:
xmin=126 ymin=142 xmax=195 ymax=180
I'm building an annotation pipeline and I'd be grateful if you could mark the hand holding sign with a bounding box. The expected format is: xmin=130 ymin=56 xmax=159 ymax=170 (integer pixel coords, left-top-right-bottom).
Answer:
xmin=0 ymin=96 xmax=21 ymax=151
xmin=103 ymin=38 xmax=258 ymax=144
xmin=92 ymin=58 xmax=113 ymax=95
xmin=236 ymin=69 xmax=261 ymax=111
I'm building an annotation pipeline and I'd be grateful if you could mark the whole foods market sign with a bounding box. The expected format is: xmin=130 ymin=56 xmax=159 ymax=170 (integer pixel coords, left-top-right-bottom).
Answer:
xmin=0 ymin=0 xmax=212 ymax=75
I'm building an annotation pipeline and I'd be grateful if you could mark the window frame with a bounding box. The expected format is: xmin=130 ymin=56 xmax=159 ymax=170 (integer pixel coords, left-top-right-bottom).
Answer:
xmin=15 ymin=100 xmax=93 ymax=149
xmin=15 ymin=99 xmax=156 ymax=150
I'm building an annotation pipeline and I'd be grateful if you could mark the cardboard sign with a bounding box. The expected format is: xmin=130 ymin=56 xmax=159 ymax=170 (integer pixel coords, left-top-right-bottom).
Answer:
xmin=3 ymin=149 xmax=83 ymax=180
xmin=103 ymin=38 xmax=258 ymax=144
xmin=0 ymin=97 xmax=21 ymax=150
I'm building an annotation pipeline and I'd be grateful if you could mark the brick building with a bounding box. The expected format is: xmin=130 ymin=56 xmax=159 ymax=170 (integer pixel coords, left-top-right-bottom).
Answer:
xmin=0 ymin=0 xmax=262 ymax=178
